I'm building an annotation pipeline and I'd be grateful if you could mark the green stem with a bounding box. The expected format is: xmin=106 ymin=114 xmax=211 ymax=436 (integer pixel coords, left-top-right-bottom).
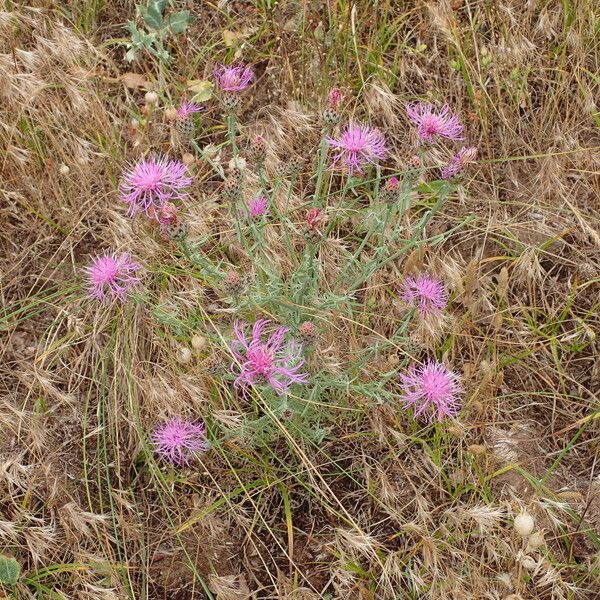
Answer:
xmin=313 ymin=132 xmax=329 ymax=205
xmin=227 ymin=114 xmax=238 ymax=156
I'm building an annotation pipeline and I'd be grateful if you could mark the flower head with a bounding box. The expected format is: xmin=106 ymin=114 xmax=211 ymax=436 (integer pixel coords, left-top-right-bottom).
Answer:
xmin=177 ymin=101 xmax=203 ymax=118
xmin=231 ymin=319 xmax=308 ymax=395
xmin=247 ymin=195 xmax=268 ymax=218
xmin=151 ymin=418 xmax=209 ymax=465
xmin=406 ymin=103 xmax=464 ymax=142
xmin=386 ymin=176 xmax=400 ymax=190
xmin=214 ymin=64 xmax=254 ymax=92
xmin=120 ymin=154 xmax=192 ymax=219
xmin=84 ymin=251 xmax=142 ymax=303
xmin=248 ymin=135 xmax=267 ymax=162
xmin=328 ymin=87 xmax=343 ymax=109
xmin=305 ymin=207 xmax=325 ymax=230
xmin=441 ymin=146 xmax=478 ymax=179
xmin=399 ymin=360 xmax=463 ymax=422
xmin=326 ymin=124 xmax=387 ymax=175
xmin=400 ymin=274 xmax=448 ymax=317
xmin=381 ymin=176 xmax=401 ymax=204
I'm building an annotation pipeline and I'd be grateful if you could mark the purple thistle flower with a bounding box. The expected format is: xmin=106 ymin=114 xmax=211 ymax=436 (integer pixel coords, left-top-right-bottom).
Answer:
xmin=328 ymin=87 xmax=343 ymax=109
xmin=406 ymin=103 xmax=464 ymax=142
xmin=247 ymin=195 xmax=268 ymax=218
xmin=399 ymin=360 xmax=463 ymax=422
xmin=151 ymin=418 xmax=209 ymax=466
xmin=213 ymin=64 xmax=254 ymax=92
xmin=441 ymin=146 xmax=478 ymax=179
xmin=177 ymin=101 xmax=203 ymax=118
xmin=326 ymin=123 xmax=387 ymax=175
xmin=400 ymin=274 xmax=448 ymax=317
xmin=84 ymin=251 xmax=142 ymax=303
xmin=231 ymin=319 xmax=308 ymax=395
xmin=119 ymin=154 xmax=192 ymax=220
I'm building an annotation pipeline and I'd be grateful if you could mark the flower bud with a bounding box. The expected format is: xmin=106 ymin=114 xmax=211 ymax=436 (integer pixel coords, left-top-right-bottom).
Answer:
xmin=298 ymin=321 xmax=318 ymax=345
xmin=165 ymin=107 xmax=178 ymax=121
xmin=144 ymin=90 xmax=159 ymax=105
xmin=191 ymin=334 xmax=207 ymax=352
xmin=514 ymin=512 xmax=535 ymax=536
xmin=223 ymin=270 xmax=243 ymax=295
xmin=177 ymin=346 xmax=192 ymax=364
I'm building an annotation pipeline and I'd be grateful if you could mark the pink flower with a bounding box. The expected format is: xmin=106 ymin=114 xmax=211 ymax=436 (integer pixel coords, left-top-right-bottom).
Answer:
xmin=406 ymin=103 xmax=464 ymax=142
xmin=151 ymin=418 xmax=209 ymax=465
xmin=247 ymin=195 xmax=268 ymax=218
xmin=385 ymin=176 xmax=400 ymax=191
xmin=441 ymin=146 xmax=478 ymax=179
xmin=177 ymin=101 xmax=203 ymax=118
xmin=399 ymin=360 xmax=463 ymax=422
xmin=328 ymin=87 xmax=343 ymax=109
xmin=120 ymin=154 xmax=192 ymax=219
xmin=213 ymin=64 xmax=254 ymax=92
xmin=326 ymin=124 xmax=387 ymax=175
xmin=231 ymin=319 xmax=308 ymax=395
xmin=305 ymin=207 xmax=325 ymax=230
xmin=400 ymin=274 xmax=448 ymax=316
xmin=84 ymin=251 xmax=142 ymax=303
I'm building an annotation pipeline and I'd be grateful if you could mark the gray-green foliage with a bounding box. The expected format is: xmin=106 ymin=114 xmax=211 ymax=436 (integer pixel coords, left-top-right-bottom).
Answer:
xmin=126 ymin=0 xmax=192 ymax=63
xmin=0 ymin=555 xmax=21 ymax=585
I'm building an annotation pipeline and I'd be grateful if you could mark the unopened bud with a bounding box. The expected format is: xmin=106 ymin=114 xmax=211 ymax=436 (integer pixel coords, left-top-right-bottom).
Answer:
xmin=514 ymin=512 xmax=535 ymax=536
xmin=298 ymin=321 xmax=318 ymax=345
xmin=177 ymin=346 xmax=192 ymax=364
xmin=59 ymin=164 xmax=70 ymax=175
xmin=165 ymin=107 xmax=178 ymax=121
xmin=223 ymin=270 xmax=243 ymax=295
xmin=380 ymin=176 xmax=401 ymax=203
xmin=191 ymin=334 xmax=207 ymax=352
xmin=144 ymin=91 xmax=159 ymax=105
xmin=248 ymin=135 xmax=267 ymax=163
xmin=526 ymin=531 xmax=545 ymax=551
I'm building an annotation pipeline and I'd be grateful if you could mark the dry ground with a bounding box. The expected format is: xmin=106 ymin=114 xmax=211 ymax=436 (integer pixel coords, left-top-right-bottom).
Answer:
xmin=1 ymin=1 xmax=600 ymax=599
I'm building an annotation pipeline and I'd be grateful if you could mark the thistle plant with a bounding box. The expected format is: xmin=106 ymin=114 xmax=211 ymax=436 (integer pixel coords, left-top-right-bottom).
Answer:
xmin=85 ymin=69 xmax=480 ymax=454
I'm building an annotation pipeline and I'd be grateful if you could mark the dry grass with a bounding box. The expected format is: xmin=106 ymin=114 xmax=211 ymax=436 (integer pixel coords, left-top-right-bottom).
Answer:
xmin=1 ymin=1 xmax=599 ymax=598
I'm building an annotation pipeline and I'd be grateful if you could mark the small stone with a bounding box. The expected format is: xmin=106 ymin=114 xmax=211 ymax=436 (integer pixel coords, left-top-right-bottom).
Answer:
xmin=59 ymin=164 xmax=70 ymax=175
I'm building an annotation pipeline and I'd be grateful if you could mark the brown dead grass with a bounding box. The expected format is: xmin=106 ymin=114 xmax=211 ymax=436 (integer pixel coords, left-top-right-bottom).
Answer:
xmin=1 ymin=1 xmax=599 ymax=599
